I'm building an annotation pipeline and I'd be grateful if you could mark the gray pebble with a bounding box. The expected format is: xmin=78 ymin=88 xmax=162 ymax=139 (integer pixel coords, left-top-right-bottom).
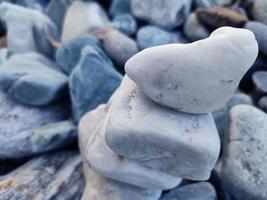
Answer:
xmin=212 ymin=93 xmax=252 ymax=142
xmin=31 ymin=120 xmax=77 ymax=154
xmin=0 ymin=53 xmax=68 ymax=106
xmin=0 ymin=2 xmax=59 ymax=58
xmin=245 ymin=21 xmax=267 ymax=56
xmin=131 ymin=0 xmax=192 ymax=30
xmin=111 ymin=14 xmax=137 ymax=36
xmin=0 ymin=92 xmax=68 ymax=159
xmin=137 ymin=26 xmax=186 ymax=50
xmin=183 ymin=13 xmax=210 ymax=42
xmin=69 ymin=45 xmax=122 ymax=121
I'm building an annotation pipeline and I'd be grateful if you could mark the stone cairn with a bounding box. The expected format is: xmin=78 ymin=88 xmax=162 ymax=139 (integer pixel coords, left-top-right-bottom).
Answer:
xmin=79 ymin=27 xmax=258 ymax=200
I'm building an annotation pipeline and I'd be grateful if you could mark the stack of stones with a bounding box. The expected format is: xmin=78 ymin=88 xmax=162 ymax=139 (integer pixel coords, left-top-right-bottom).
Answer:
xmin=79 ymin=26 xmax=258 ymax=200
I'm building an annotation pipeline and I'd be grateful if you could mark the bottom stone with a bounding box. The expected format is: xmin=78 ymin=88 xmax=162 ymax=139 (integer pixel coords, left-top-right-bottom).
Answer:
xmin=79 ymin=104 xmax=181 ymax=190
xmin=82 ymin=162 xmax=161 ymax=200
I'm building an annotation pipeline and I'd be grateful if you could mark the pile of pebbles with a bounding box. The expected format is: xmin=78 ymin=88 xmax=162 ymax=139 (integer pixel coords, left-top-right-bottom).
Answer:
xmin=0 ymin=0 xmax=266 ymax=200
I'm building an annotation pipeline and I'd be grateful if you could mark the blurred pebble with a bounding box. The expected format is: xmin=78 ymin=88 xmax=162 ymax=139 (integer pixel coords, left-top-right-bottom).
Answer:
xmin=252 ymin=71 xmax=267 ymax=101
xmin=137 ymin=26 xmax=186 ymax=50
xmin=46 ymin=0 xmax=72 ymax=33
xmin=183 ymin=12 xmax=210 ymax=42
xmin=252 ymin=0 xmax=267 ymax=25
xmin=196 ymin=7 xmax=248 ymax=28
xmin=109 ymin=0 xmax=131 ymax=17
xmin=212 ymin=93 xmax=252 ymax=142
xmin=62 ymin=1 xmax=109 ymax=43
xmin=131 ymin=0 xmax=192 ymax=30
xmin=0 ymin=92 xmax=68 ymax=159
xmin=240 ymin=54 xmax=267 ymax=92
xmin=258 ymin=96 xmax=267 ymax=112
xmin=160 ymin=182 xmax=218 ymax=200
xmin=56 ymin=35 xmax=100 ymax=75
xmin=0 ymin=2 xmax=59 ymax=58
xmin=93 ymin=28 xmax=138 ymax=67
xmin=111 ymin=14 xmax=137 ymax=36
xmin=0 ymin=53 xmax=68 ymax=106
xmin=69 ymin=45 xmax=122 ymax=121
xmin=194 ymin=0 xmax=231 ymax=8
xmin=15 ymin=0 xmax=48 ymax=11
xmin=31 ymin=120 xmax=77 ymax=154
xmin=245 ymin=21 xmax=267 ymax=56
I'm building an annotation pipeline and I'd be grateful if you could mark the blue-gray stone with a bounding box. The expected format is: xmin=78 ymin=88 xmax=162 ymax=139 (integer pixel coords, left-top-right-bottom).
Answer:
xmin=212 ymin=93 xmax=252 ymax=142
xmin=258 ymin=96 xmax=267 ymax=112
xmin=245 ymin=21 xmax=267 ymax=57
xmin=56 ymin=35 xmax=100 ymax=75
xmin=31 ymin=120 xmax=77 ymax=154
xmin=183 ymin=13 xmax=210 ymax=42
xmin=99 ymin=28 xmax=138 ymax=67
xmin=252 ymin=71 xmax=267 ymax=101
xmin=131 ymin=0 xmax=192 ymax=30
xmin=0 ymin=92 xmax=68 ymax=159
xmin=0 ymin=53 xmax=68 ymax=106
xmin=109 ymin=0 xmax=131 ymax=17
xmin=0 ymin=2 xmax=59 ymax=58
xmin=137 ymin=26 xmax=187 ymax=49
xmin=46 ymin=0 xmax=72 ymax=32
xmin=160 ymin=182 xmax=218 ymax=200
xmin=70 ymin=45 xmax=122 ymax=121
xmin=111 ymin=14 xmax=137 ymax=36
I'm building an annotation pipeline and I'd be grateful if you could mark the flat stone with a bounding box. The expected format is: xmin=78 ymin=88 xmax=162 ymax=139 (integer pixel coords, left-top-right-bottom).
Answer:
xmin=82 ymin=162 xmax=161 ymax=200
xmin=0 ymin=151 xmax=85 ymax=200
xmin=62 ymin=1 xmax=109 ymax=43
xmin=160 ymin=182 xmax=218 ymax=200
xmin=196 ymin=7 xmax=248 ymax=28
xmin=31 ymin=120 xmax=77 ymax=154
xmin=131 ymin=0 xmax=192 ymax=30
xmin=137 ymin=26 xmax=186 ymax=50
xmin=252 ymin=0 xmax=267 ymax=25
xmin=93 ymin=28 xmax=138 ymax=67
xmin=79 ymin=104 xmax=181 ymax=190
xmin=212 ymin=93 xmax=252 ymax=141
xmin=0 ymin=92 xmax=68 ymax=159
xmin=105 ymin=76 xmax=220 ymax=180
xmin=109 ymin=0 xmax=131 ymax=17
xmin=0 ymin=2 xmax=59 ymax=58
xmin=111 ymin=14 xmax=137 ymax=36
xmin=56 ymin=35 xmax=100 ymax=75
xmin=125 ymin=27 xmax=258 ymax=113
xmin=69 ymin=45 xmax=122 ymax=121
xmin=245 ymin=21 xmax=267 ymax=56
xmin=218 ymin=105 xmax=267 ymax=200
xmin=0 ymin=53 xmax=68 ymax=106
xmin=183 ymin=13 xmax=210 ymax=42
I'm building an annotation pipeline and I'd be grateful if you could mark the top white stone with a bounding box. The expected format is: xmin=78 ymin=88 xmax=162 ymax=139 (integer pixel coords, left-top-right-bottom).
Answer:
xmin=125 ymin=27 xmax=258 ymax=113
